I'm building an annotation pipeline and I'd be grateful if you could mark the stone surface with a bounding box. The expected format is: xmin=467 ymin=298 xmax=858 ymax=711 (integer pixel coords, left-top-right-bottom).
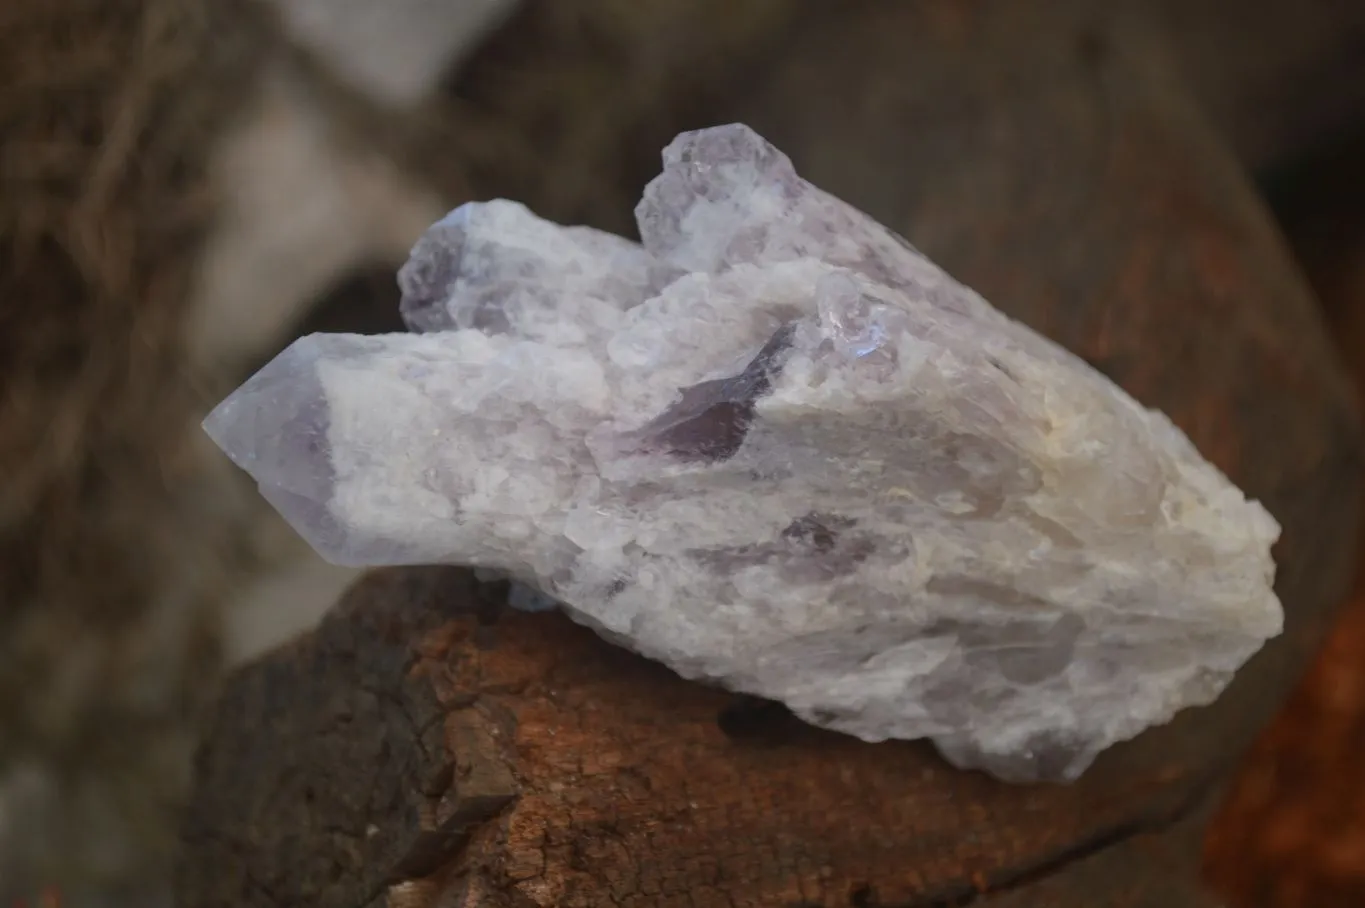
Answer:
xmin=204 ymin=124 xmax=1283 ymax=783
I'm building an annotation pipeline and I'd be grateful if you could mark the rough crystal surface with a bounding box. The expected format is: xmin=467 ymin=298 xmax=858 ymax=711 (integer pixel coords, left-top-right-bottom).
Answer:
xmin=204 ymin=123 xmax=1283 ymax=783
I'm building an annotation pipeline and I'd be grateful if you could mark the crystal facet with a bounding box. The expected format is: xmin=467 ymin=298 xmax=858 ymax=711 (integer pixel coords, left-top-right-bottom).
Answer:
xmin=204 ymin=124 xmax=1283 ymax=783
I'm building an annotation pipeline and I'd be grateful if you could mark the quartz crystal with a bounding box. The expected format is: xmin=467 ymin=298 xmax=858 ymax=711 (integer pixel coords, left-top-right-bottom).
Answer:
xmin=204 ymin=124 xmax=1283 ymax=783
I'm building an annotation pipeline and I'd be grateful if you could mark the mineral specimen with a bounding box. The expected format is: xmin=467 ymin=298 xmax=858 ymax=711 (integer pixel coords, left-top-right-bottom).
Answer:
xmin=203 ymin=123 xmax=1283 ymax=783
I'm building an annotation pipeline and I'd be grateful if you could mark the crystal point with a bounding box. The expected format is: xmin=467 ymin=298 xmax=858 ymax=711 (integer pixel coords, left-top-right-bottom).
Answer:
xmin=206 ymin=124 xmax=1283 ymax=782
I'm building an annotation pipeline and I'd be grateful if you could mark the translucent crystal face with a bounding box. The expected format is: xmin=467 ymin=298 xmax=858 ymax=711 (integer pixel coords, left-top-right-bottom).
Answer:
xmin=205 ymin=123 xmax=1283 ymax=783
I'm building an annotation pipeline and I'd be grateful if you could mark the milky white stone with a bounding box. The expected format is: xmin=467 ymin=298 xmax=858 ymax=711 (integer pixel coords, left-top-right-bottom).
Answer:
xmin=204 ymin=124 xmax=1283 ymax=782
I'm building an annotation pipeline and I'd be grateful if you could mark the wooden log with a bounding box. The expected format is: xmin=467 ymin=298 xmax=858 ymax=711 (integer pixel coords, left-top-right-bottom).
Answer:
xmin=176 ymin=2 xmax=1362 ymax=905
xmin=1204 ymin=122 xmax=1365 ymax=906
xmin=772 ymin=0 xmax=1365 ymax=180
xmin=1153 ymin=0 xmax=1365 ymax=174
xmin=178 ymin=568 xmax=1231 ymax=907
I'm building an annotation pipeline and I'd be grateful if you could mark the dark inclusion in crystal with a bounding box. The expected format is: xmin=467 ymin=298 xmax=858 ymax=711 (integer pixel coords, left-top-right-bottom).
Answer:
xmin=690 ymin=513 xmax=874 ymax=583
xmin=625 ymin=322 xmax=798 ymax=463
xmin=781 ymin=514 xmax=856 ymax=554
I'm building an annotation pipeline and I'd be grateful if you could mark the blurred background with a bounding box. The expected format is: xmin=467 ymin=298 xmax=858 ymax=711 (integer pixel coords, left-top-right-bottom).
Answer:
xmin=1 ymin=0 xmax=1363 ymax=904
